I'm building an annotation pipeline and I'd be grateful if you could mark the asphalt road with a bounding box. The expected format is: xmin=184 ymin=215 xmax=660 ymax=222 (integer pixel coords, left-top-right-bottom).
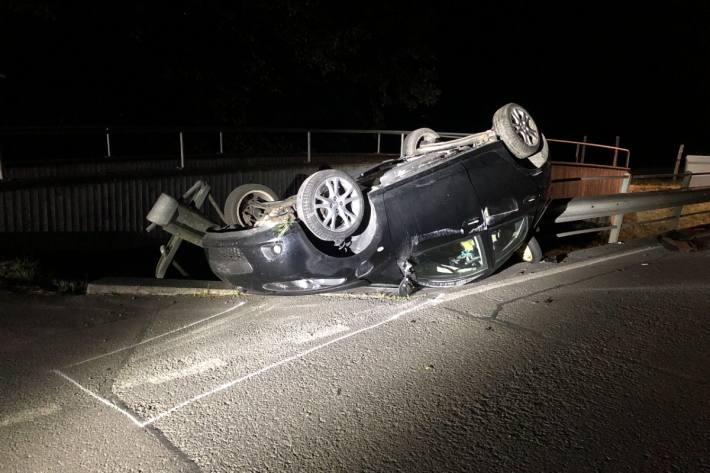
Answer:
xmin=1 ymin=241 xmax=709 ymax=472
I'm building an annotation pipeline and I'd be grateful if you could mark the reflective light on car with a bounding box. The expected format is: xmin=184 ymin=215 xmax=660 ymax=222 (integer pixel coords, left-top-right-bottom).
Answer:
xmin=260 ymin=243 xmax=284 ymax=261
xmin=483 ymin=197 xmax=519 ymax=226
xmin=490 ymin=218 xmax=528 ymax=263
xmin=412 ymin=235 xmax=488 ymax=286
xmin=262 ymin=278 xmax=347 ymax=292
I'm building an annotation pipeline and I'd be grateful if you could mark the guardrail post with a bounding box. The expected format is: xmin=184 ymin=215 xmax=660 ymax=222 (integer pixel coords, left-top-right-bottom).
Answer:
xmin=608 ymin=173 xmax=631 ymax=243
xmin=671 ymin=172 xmax=692 ymax=229
xmin=400 ymin=133 xmax=404 ymax=157
xmin=581 ymin=135 xmax=588 ymax=163
xmin=376 ymin=133 xmax=381 ymax=154
xmin=178 ymin=131 xmax=185 ymax=169
xmin=613 ymin=136 xmax=620 ymax=167
xmin=672 ymin=144 xmax=685 ymax=182
xmin=219 ymin=131 xmax=224 ymax=155
xmin=105 ymin=128 xmax=112 ymax=158
xmin=307 ymin=131 xmax=311 ymax=163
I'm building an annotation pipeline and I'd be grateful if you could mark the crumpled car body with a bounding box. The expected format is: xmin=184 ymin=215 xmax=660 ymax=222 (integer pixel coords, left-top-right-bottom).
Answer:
xmin=203 ymin=111 xmax=551 ymax=294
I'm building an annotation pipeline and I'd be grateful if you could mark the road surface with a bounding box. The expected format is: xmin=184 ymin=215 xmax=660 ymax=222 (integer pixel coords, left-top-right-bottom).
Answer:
xmin=1 ymin=241 xmax=708 ymax=472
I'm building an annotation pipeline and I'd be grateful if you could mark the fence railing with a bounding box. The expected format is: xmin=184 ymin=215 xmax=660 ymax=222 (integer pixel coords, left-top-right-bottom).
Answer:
xmin=0 ymin=126 xmax=633 ymax=179
xmin=546 ymin=138 xmax=631 ymax=168
xmin=0 ymin=127 xmax=416 ymax=172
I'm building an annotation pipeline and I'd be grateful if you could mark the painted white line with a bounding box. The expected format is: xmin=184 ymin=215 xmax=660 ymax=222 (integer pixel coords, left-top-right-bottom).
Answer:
xmin=66 ymin=301 xmax=247 ymax=367
xmin=58 ymin=245 xmax=661 ymax=428
xmin=52 ymin=369 xmax=144 ymax=427
xmin=290 ymin=324 xmax=351 ymax=344
xmin=140 ymin=297 xmax=443 ymax=426
xmin=439 ymin=245 xmax=662 ymax=304
xmin=116 ymin=358 xmax=227 ymax=390
xmin=0 ymin=404 xmax=61 ymax=428
xmin=141 ymin=245 xmax=661 ymax=426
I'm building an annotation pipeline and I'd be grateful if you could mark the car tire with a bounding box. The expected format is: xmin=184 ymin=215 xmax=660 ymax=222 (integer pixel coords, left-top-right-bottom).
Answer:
xmin=224 ymin=184 xmax=278 ymax=227
xmin=518 ymin=236 xmax=543 ymax=263
xmin=493 ymin=103 xmax=541 ymax=159
xmin=403 ymin=128 xmax=440 ymax=156
xmin=296 ymin=169 xmax=365 ymax=242
xmin=528 ymin=135 xmax=549 ymax=168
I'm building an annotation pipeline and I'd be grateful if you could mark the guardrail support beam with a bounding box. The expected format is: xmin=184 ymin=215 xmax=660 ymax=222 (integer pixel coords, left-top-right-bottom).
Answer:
xmin=671 ymin=173 xmax=692 ymax=229
xmin=608 ymin=173 xmax=631 ymax=243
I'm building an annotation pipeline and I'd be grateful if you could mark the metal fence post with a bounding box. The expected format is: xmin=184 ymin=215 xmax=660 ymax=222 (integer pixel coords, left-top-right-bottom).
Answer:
xmin=105 ymin=128 xmax=112 ymax=158
xmin=581 ymin=135 xmax=588 ymax=163
xmin=179 ymin=131 xmax=185 ymax=169
xmin=613 ymin=136 xmax=620 ymax=167
xmin=671 ymin=172 xmax=692 ymax=229
xmin=400 ymin=133 xmax=404 ymax=157
xmin=608 ymin=172 xmax=631 ymax=243
xmin=672 ymin=144 xmax=685 ymax=182
xmin=376 ymin=133 xmax=381 ymax=154
xmin=219 ymin=131 xmax=224 ymax=155
xmin=307 ymin=131 xmax=311 ymax=163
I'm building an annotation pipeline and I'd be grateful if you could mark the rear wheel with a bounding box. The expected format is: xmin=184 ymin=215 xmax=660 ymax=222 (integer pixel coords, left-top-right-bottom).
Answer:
xmin=296 ymin=170 xmax=365 ymax=242
xmin=224 ymin=184 xmax=278 ymax=227
xmin=403 ymin=128 xmax=440 ymax=156
xmin=493 ymin=103 xmax=541 ymax=159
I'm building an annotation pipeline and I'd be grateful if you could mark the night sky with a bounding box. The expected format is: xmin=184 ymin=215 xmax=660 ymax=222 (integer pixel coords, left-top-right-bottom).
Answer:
xmin=2 ymin=1 xmax=710 ymax=168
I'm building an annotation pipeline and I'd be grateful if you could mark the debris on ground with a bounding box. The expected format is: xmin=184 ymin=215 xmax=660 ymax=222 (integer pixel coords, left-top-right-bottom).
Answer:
xmin=658 ymin=225 xmax=710 ymax=252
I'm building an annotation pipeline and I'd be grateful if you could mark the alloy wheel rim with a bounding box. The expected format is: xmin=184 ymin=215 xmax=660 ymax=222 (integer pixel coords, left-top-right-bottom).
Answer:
xmin=511 ymin=107 xmax=539 ymax=147
xmin=313 ymin=177 xmax=362 ymax=232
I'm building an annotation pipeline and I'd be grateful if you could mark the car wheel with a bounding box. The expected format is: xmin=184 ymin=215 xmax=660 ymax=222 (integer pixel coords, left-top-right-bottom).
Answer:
xmin=493 ymin=103 xmax=541 ymax=159
xmin=528 ymin=135 xmax=549 ymax=168
xmin=403 ymin=128 xmax=440 ymax=156
xmin=296 ymin=170 xmax=365 ymax=241
xmin=518 ymin=236 xmax=543 ymax=263
xmin=224 ymin=184 xmax=278 ymax=227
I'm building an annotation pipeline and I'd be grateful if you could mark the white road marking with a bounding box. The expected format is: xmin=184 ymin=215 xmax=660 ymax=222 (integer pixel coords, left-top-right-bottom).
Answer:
xmin=439 ymin=245 xmax=662 ymax=304
xmin=56 ymin=244 xmax=662 ymax=428
xmin=52 ymin=370 xmax=144 ymax=427
xmin=0 ymin=404 xmax=61 ymax=428
xmin=140 ymin=297 xmax=443 ymax=426
xmin=290 ymin=324 xmax=350 ymax=344
xmin=66 ymin=301 xmax=247 ymax=367
xmin=115 ymin=358 xmax=226 ymax=390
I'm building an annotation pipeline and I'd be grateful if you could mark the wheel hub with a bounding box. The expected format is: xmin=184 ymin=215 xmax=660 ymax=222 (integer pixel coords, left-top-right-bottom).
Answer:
xmin=313 ymin=177 xmax=361 ymax=232
xmin=511 ymin=107 xmax=539 ymax=147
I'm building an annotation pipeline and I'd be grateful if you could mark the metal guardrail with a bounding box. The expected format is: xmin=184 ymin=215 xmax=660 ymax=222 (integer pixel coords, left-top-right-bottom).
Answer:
xmin=548 ymin=172 xmax=710 ymax=243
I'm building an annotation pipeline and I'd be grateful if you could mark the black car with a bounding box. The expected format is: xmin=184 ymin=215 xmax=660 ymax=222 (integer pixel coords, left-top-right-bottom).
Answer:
xmin=203 ymin=103 xmax=551 ymax=295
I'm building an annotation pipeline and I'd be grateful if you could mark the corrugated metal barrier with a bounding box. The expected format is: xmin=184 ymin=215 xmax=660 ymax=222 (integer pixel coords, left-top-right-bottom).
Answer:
xmin=0 ymin=163 xmax=371 ymax=234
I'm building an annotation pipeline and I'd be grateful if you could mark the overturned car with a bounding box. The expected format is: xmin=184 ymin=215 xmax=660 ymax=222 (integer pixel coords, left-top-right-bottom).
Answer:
xmin=191 ymin=103 xmax=550 ymax=295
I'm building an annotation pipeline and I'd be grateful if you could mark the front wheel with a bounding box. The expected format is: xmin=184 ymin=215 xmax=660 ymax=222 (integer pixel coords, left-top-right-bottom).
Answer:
xmin=518 ymin=236 xmax=543 ymax=263
xmin=296 ymin=170 xmax=365 ymax=242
